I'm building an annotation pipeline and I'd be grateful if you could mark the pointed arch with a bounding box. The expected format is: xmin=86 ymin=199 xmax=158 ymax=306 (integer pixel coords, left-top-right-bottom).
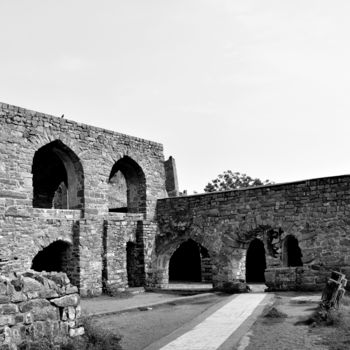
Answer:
xmin=169 ymin=239 xmax=203 ymax=282
xmin=32 ymin=140 xmax=84 ymax=209
xmin=108 ymin=156 xmax=146 ymax=213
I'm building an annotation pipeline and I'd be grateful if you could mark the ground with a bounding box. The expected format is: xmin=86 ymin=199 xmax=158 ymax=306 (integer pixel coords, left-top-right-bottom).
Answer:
xmin=239 ymin=292 xmax=327 ymax=350
xmin=94 ymin=294 xmax=225 ymax=350
xmin=85 ymin=290 xmax=335 ymax=350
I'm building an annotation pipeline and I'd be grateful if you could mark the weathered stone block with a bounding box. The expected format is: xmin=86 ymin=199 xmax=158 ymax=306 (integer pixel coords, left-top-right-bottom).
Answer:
xmin=19 ymin=299 xmax=51 ymax=313
xmin=69 ymin=326 xmax=84 ymax=337
xmin=0 ymin=304 xmax=18 ymax=315
xmin=31 ymin=305 xmax=59 ymax=322
xmin=0 ymin=315 xmax=15 ymax=327
xmin=50 ymin=294 xmax=79 ymax=308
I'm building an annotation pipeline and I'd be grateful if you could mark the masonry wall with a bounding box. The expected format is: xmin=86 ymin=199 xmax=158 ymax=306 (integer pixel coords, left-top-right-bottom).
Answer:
xmin=155 ymin=176 xmax=350 ymax=290
xmin=0 ymin=271 xmax=83 ymax=349
xmin=0 ymin=103 xmax=167 ymax=296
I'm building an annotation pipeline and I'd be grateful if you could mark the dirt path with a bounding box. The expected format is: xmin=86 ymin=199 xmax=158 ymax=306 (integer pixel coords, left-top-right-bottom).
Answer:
xmin=238 ymin=292 xmax=327 ymax=350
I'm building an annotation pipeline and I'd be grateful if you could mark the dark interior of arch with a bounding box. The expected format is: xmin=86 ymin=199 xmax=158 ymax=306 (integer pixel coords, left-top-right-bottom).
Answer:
xmin=285 ymin=235 xmax=303 ymax=267
xmin=108 ymin=156 xmax=146 ymax=213
xmin=126 ymin=241 xmax=139 ymax=287
xmin=246 ymin=238 xmax=266 ymax=283
xmin=31 ymin=240 xmax=75 ymax=282
xmin=32 ymin=140 xmax=84 ymax=209
xmin=169 ymin=239 xmax=202 ymax=282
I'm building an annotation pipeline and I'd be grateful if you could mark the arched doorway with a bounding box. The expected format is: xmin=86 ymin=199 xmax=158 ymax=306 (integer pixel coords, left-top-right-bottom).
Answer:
xmin=246 ymin=238 xmax=266 ymax=283
xmin=31 ymin=240 xmax=77 ymax=284
xmin=283 ymin=235 xmax=303 ymax=267
xmin=108 ymin=156 xmax=146 ymax=213
xmin=169 ymin=240 xmax=202 ymax=282
xmin=32 ymin=140 xmax=84 ymax=209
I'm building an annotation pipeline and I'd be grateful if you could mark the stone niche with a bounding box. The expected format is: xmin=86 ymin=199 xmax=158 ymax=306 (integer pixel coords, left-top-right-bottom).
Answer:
xmin=0 ymin=271 xmax=83 ymax=349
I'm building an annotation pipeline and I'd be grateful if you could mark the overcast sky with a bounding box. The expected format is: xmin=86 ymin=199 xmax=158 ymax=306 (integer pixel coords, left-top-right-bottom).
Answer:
xmin=1 ymin=1 xmax=350 ymax=193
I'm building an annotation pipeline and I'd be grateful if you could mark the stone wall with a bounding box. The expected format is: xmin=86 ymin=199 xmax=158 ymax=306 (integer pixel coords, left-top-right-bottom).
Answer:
xmin=103 ymin=215 xmax=158 ymax=292
xmin=0 ymin=102 xmax=166 ymax=219
xmin=265 ymin=266 xmax=330 ymax=291
xmin=0 ymin=102 xmax=167 ymax=296
xmin=155 ymin=176 xmax=350 ymax=290
xmin=0 ymin=271 xmax=83 ymax=349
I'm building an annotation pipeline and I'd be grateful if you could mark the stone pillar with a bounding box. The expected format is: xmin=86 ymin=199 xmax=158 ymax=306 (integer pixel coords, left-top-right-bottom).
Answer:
xmin=76 ymin=219 xmax=103 ymax=297
xmin=164 ymin=156 xmax=179 ymax=197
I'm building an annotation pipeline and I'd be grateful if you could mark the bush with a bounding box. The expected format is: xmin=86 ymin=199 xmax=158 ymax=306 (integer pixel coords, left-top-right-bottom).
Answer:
xmin=62 ymin=317 xmax=123 ymax=350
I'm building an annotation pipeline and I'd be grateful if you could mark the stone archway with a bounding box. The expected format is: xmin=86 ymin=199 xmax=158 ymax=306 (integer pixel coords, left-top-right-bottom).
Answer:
xmin=31 ymin=240 xmax=78 ymax=285
xmin=169 ymin=239 xmax=202 ymax=282
xmin=108 ymin=156 xmax=146 ymax=213
xmin=246 ymin=238 xmax=266 ymax=283
xmin=32 ymin=140 xmax=84 ymax=209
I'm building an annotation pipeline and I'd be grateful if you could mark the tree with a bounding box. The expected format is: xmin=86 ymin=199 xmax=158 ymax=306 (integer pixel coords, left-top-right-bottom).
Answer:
xmin=204 ymin=170 xmax=274 ymax=192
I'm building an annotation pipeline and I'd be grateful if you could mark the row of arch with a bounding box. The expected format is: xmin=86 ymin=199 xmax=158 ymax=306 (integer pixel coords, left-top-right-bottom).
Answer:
xmin=32 ymin=140 xmax=146 ymax=213
xmin=30 ymin=234 xmax=303 ymax=289
xmin=168 ymin=235 xmax=303 ymax=284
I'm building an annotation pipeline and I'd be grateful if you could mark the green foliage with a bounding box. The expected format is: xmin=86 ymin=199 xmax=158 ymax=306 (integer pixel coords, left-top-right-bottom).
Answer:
xmin=62 ymin=317 xmax=123 ymax=350
xmin=204 ymin=170 xmax=274 ymax=192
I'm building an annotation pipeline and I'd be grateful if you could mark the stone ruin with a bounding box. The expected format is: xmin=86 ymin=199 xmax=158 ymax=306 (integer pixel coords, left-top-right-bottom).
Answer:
xmin=1 ymin=101 xmax=350 ymax=296
xmin=0 ymin=270 xmax=82 ymax=348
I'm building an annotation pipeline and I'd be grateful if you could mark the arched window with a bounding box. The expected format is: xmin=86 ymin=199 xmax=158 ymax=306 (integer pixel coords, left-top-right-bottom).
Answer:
xmin=246 ymin=238 xmax=266 ymax=283
xmin=32 ymin=140 xmax=84 ymax=209
xmin=283 ymin=235 xmax=303 ymax=267
xmin=108 ymin=156 xmax=146 ymax=213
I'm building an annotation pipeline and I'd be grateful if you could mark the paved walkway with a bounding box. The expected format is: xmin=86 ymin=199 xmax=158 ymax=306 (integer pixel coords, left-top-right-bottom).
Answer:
xmin=145 ymin=293 xmax=271 ymax=350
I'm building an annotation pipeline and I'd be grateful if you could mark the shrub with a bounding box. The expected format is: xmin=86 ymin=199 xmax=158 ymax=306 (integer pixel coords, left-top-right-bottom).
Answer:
xmin=62 ymin=317 xmax=123 ymax=350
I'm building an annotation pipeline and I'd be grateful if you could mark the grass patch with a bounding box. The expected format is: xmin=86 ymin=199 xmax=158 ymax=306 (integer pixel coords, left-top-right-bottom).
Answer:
xmin=63 ymin=317 xmax=123 ymax=350
xmin=263 ymin=307 xmax=288 ymax=319
xmin=302 ymin=300 xmax=350 ymax=350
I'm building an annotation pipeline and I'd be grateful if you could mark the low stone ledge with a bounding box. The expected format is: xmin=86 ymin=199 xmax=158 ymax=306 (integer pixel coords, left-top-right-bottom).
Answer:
xmin=265 ymin=266 xmax=329 ymax=291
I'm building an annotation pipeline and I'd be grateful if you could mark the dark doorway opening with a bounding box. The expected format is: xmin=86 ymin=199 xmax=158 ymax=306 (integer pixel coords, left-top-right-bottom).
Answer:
xmin=31 ymin=240 xmax=73 ymax=278
xmin=283 ymin=235 xmax=303 ymax=267
xmin=246 ymin=238 xmax=266 ymax=283
xmin=169 ymin=239 xmax=202 ymax=282
xmin=126 ymin=241 xmax=139 ymax=287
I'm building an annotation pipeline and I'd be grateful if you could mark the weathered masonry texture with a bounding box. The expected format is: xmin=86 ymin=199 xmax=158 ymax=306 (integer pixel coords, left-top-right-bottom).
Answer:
xmin=0 ymin=102 xmax=167 ymax=297
xmin=1 ymin=101 xmax=350 ymax=306
xmin=155 ymin=176 xmax=350 ymax=291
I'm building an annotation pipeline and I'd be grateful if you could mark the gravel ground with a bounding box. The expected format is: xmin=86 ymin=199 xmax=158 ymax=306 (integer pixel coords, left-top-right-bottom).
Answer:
xmin=94 ymin=294 xmax=226 ymax=350
xmin=239 ymin=292 xmax=328 ymax=350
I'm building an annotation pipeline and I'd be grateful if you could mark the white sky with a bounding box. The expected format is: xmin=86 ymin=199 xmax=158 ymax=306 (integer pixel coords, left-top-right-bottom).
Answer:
xmin=1 ymin=1 xmax=350 ymax=193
